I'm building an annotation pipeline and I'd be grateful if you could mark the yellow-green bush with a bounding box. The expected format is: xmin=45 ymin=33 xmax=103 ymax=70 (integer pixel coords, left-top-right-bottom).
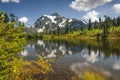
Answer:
xmin=83 ymin=70 xmax=106 ymax=80
xmin=9 ymin=56 xmax=52 ymax=80
xmin=0 ymin=11 xmax=53 ymax=80
xmin=109 ymin=26 xmax=120 ymax=37
xmin=0 ymin=11 xmax=26 ymax=79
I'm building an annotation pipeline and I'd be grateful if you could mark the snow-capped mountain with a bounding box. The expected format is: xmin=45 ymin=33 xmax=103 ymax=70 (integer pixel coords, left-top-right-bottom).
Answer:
xmin=32 ymin=13 xmax=85 ymax=33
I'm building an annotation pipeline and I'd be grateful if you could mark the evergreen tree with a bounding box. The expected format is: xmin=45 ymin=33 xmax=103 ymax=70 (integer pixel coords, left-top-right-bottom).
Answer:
xmin=65 ymin=20 xmax=70 ymax=33
xmin=10 ymin=13 xmax=16 ymax=22
xmin=99 ymin=17 xmax=102 ymax=29
xmin=19 ymin=22 xmax=25 ymax=30
xmin=107 ymin=16 xmax=112 ymax=27
xmin=0 ymin=12 xmax=4 ymax=21
xmin=112 ymin=17 xmax=117 ymax=26
xmin=57 ymin=22 xmax=60 ymax=35
xmin=88 ymin=19 xmax=92 ymax=30
xmin=103 ymin=15 xmax=111 ymax=38
xmin=94 ymin=20 xmax=99 ymax=29
xmin=3 ymin=12 xmax=9 ymax=23
xmin=45 ymin=27 xmax=48 ymax=34
xmin=117 ymin=16 xmax=120 ymax=26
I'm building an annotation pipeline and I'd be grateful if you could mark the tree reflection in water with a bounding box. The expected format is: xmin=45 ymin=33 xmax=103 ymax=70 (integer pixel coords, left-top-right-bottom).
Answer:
xmin=20 ymin=39 xmax=120 ymax=80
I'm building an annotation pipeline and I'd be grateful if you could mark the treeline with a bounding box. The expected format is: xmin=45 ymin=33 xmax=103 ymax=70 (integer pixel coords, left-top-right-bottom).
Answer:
xmin=41 ymin=15 xmax=120 ymax=39
xmin=40 ymin=20 xmax=74 ymax=35
xmin=0 ymin=11 xmax=25 ymax=27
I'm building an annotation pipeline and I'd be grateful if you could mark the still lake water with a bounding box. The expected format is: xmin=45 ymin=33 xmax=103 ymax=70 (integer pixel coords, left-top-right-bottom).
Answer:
xmin=20 ymin=39 xmax=120 ymax=80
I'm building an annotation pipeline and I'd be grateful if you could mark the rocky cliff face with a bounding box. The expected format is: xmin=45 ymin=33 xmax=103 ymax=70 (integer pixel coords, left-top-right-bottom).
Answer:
xmin=32 ymin=13 xmax=86 ymax=33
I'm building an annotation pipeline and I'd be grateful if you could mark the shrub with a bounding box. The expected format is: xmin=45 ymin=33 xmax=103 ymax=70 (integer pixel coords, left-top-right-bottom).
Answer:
xmin=83 ymin=70 xmax=106 ymax=80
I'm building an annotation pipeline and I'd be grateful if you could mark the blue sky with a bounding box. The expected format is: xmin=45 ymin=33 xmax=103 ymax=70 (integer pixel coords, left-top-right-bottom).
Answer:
xmin=0 ymin=0 xmax=120 ymax=26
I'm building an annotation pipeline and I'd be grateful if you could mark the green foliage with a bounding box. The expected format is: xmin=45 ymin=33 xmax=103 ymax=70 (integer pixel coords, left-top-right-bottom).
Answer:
xmin=10 ymin=13 xmax=16 ymax=22
xmin=65 ymin=20 xmax=70 ymax=33
xmin=9 ymin=56 xmax=52 ymax=80
xmin=83 ymin=70 xmax=106 ymax=80
xmin=0 ymin=11 xmax=53 ymax=80
xmin=27 ymin=33 xmax=43 ymax=39
xmin=57 ymin=22 xmax=61 ymax=35
xmin=3 ymin=12 xmax=10 ymax=23
xmin=88 ymin=19 xmax=93 ymax=30
xmin=108 ymin=26 xmax=120 ymax=38
xmin=0 ymin=11 xmax=26 ymax=79
xmin=94 ymin=20 xmax=99 ymax=29
xmin=28 ymin=15 xmax=120 ymax=40
xmin=102 ymin=15 xmax=111 ymax=38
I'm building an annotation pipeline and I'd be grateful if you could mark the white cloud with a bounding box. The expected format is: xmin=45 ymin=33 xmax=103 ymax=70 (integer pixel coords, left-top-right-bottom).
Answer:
xmin=1 ymin=0 xmax=20 ymax=3
xmin=113 ymin=4 xmax=120 ymax=13
xmin=21 ymin=50 xmax=29 ymax=56
xmin=1 ymin=0 xmax=9 ymax=3
xmin=82 ymin=50 xmax=99 ymax=63
xmin=37 ymin=28 xmax=44 ymax=33
xmin=112 ymin=61 xmax=120 ymax=70
xmin=18 ymin=17 xmax=28 ymax=23
xmin=69 ymin=0 xmax=112 ymax=11
xmin=83 ymin=10 xmax=100 ymax=22
xmin=11 ymin=0 xmax=20 ymax=3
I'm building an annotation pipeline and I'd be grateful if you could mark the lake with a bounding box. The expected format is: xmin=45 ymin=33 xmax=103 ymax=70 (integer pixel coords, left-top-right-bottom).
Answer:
xmin=20 ymin=39 xmax=120 ymax=80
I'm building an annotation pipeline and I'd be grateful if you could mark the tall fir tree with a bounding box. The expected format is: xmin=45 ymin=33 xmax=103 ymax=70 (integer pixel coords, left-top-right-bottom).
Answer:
xmin=94 ymin=20 xmax=99 ymax=29
xmin=99 ymin=17 xmax=102 ymax=29
xmin=117 ymin=16 xmax=120 ymax=26
xmin=103 ymin=15 xmax=111 ymax=38
xmin=88 ymin=19 xmax=92 ymax=30
xmin=65 ymin=20 xmax=70 ymax=33
xmin=3 ymin=12 xmax=9 ymax=23
xmin=10 ymin=13 xmax=16 ymax=22
xmin=112 ymin=17 xmax=117 ymax=26
xmin=57 ymin=25 xmax=60 ymax=35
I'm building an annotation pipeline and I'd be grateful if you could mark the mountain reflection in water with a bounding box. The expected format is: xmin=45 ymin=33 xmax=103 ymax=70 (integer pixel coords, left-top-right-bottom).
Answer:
xmin=20 ymin=39 xmax=120 ymax=80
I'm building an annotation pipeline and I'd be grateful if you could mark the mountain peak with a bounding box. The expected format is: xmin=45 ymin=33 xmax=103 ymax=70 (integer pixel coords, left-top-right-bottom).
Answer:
xmin=33 ymin=13 xmax=85 ymax=33
xmin=51 ymin=13 xmax=60 ymax=17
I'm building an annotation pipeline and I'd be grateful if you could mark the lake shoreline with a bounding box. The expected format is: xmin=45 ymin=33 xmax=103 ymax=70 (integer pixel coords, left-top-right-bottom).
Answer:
xmin=41 ymin=34 xmax=120 ymax=41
